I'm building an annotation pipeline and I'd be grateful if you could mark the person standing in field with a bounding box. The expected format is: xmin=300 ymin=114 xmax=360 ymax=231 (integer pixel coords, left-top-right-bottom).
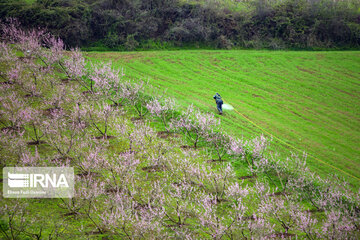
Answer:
xmin=213 ymin=93 xmax=223 ymax=115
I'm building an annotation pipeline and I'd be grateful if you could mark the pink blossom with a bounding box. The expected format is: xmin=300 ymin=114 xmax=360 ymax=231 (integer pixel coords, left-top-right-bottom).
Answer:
xmin=63 ymin=48 xmax=86 ymax=80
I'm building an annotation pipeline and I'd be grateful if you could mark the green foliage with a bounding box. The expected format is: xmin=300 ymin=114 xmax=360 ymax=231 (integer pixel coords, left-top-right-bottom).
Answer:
xmin=103 ymin=31 xmax=121 ymax=49
xmin=124 ymin=34 xmax=139 ymax=51
xmin=1 ymin=0 xmax=359 ymax=49
xmin=0 ymin=219 xmax=9 ymax=234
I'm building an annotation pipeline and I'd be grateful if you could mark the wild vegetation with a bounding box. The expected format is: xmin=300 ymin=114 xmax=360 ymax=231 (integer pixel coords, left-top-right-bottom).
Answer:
xmin=0 ymin=0 xmax=359 ymax=50
xmin=0 ymin=20 xmax=359 ymax=239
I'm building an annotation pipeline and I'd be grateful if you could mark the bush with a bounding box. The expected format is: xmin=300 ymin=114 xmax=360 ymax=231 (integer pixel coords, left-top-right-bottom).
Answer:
xmin=216 ymin=35 xmax=233 ymax=49
xmin=103 ymin=31 xmax=121 ymax=48
xmin=123 ymin=34 xmax=138 ymax=50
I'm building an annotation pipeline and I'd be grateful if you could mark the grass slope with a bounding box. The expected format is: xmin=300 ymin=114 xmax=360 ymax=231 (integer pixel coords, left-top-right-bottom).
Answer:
xmin=86 ymin=50 xmax=360 ymax=187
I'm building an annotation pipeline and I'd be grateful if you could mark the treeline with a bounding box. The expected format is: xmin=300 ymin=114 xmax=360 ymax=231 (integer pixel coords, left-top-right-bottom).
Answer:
xmin=1 ymin=0 xmax=360 ymax=50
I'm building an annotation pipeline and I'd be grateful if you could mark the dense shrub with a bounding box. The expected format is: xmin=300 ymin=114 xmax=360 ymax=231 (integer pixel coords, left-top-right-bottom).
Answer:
xmin=0 ymin=0 xmax=359 ymax=49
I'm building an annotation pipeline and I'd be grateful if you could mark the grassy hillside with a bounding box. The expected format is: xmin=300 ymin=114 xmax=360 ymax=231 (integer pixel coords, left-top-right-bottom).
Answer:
xmin=1 ymin=23 xmax=359 ymax=238
xmin=87 ymin=50 xmax=360 ymax=187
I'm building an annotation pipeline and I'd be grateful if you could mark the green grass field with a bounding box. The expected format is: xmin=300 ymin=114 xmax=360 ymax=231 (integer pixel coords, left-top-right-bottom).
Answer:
xmin=86 ymin=50 xmax=360 ymax=187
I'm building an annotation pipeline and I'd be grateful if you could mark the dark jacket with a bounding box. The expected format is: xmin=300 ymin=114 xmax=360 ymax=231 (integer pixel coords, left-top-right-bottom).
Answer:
xmin=213 ymin=94 xmax=223 ymax=104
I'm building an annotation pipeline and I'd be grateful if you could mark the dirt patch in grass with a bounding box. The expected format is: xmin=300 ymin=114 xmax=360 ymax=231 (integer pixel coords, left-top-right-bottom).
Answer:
xmin=111 ymin=103 xmax=123 ymax=108
xmin=27 ymin=140 xmax=46 ymax=145
xmin=142 ymin=165 xmax=167 ymax=172
xmin=335 ymin=87 xmax=359 ymax=98
xmin=296 ymin=66 xmax=315 ymax=74
xmin=180 ymin=145 xmax=196 ymax=150
xmin=238 ymin=175 xmax=257 ymax=180
xmin=119 ymin=53 xmax=143 ymax=61
xmin=18 ymin=56 xmax=35 ymax=61
xmin=61 ymin=78 xmax=71 ymax=84
xmin=180 ymin=145 xmax=194 ymax=149
xmin=252 ymin=93 xmax=264 ymax=99
xmin=105 ymin=187 xmax=122 ymax=194
xmin=207 ymin=159 xmax=227 ymax=163
xmin=316 ymin=53 xmax=325 ymax=60
xmin=98 ymin=52 xmax=155 ymax=62
xmin=157 ymin=131 xmax=170 ymax=138
xmin=164 ymin=58 xmax=176 ymax=64
xmin=216 ymin=198 xmax=230 ymax=203
xmin=1 ymin=126 xmax=23 ymax=133
xmin=82 ymin=90 xmax=93 ymax=95
xmin=172 ymin=181 xmax=187 ymax=187
xmin=63 ymin=212 xmax=79 ymax=217
xmin=134 ymin=203 xmax=149 ymax=210
xmin=304 ymin=209 xmax=324 ymax=213
xmin=269 ymin=191 xmax=291 ymax=197
xmin=271 ymin=232 xmax=296 ymax=238
xmin=143 ymin=58 xmax=154 ymax=65
xmin=24 ymin=93 xmax=41 ymax=98
xmin=86 ymin=230 xmax=108 ymax=236
xmin=131 ymin=117 xmax=144 ymax=123
xmin=157 ymin=131 xmax=181 ymax=139
xmin=290 ymin=111 xmax=309 ymax=121
xmin=94 ymin=135 xmax=116 ymax=140
xmin=0 ymin=81 xmax=14 ymax=85
xmin=200 ymin=51 xmax=218 ymax=55
xmin=334 ymin=69 xmax=359 ymax=80
xmin=243 ymin=215 xmax=255 ymax=221
xmin=170 ymin=133 xmax=182 ymax=138
xmin=43 ymin=107 xmax=63 ymax=117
